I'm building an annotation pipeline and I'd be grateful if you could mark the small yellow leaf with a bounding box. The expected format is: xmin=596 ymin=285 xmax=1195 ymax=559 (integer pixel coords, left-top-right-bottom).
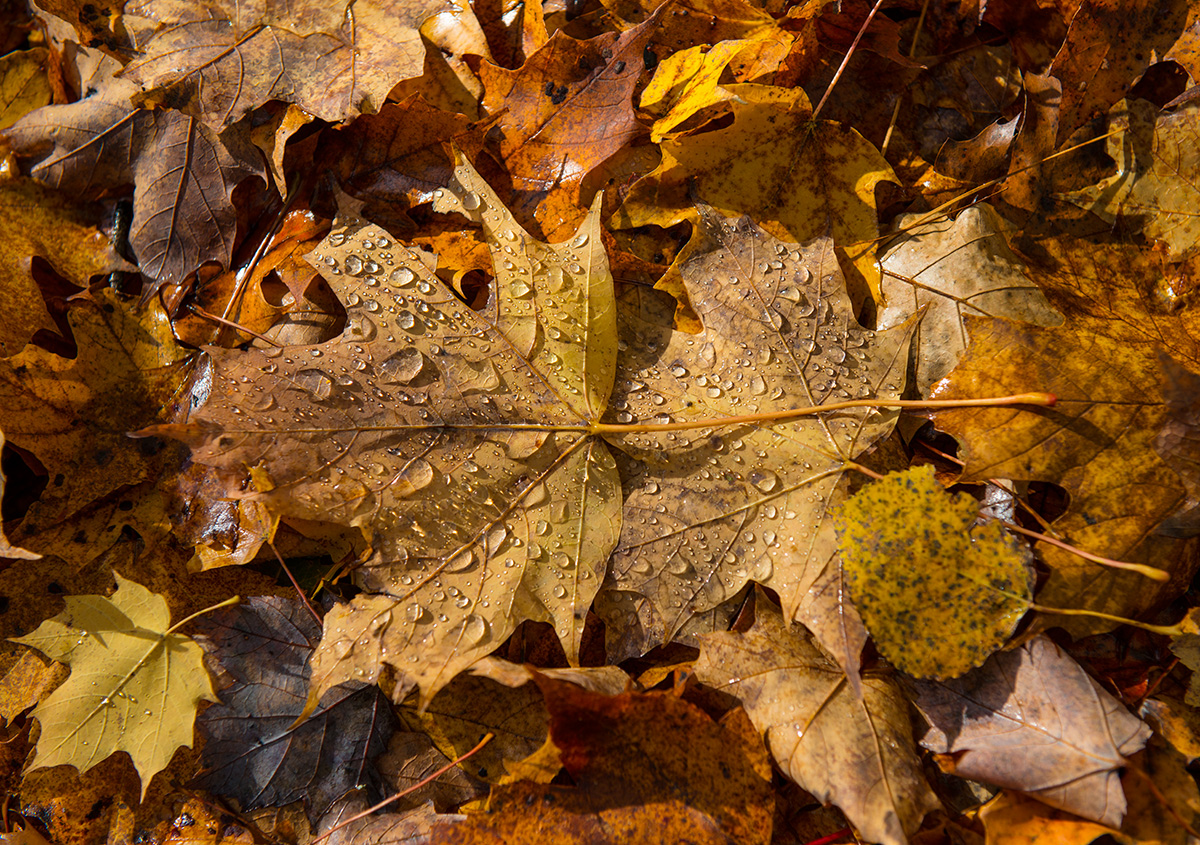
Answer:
xmin=10 ymin=573 xmax=217 ymax=798
xmin=836 ymin=466 xmax=1033 ymax=679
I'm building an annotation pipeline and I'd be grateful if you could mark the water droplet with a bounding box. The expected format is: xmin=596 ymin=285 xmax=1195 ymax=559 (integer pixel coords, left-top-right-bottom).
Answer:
xmin=296 ymin=369 xmax=334 ymax=400
xmin=461 ymin=191 xmax=481 ymax=210
xmin=750 ymin=470 xmax=780 ymax=493
xmin=379 ymin=348 xmax=426 ymax=383
xmin=700 ymin=343 xmax=716 ymax=366
xmin=344 ymin=255 xmax=364 ymax=275
xmin=511 ymin=280 xmax=532 ymax=297
xmin=570 ymin=233 xmax=589 ymax=248
xmin=405 ymin=603 xmax=428 ymax=623
xmin=749 ymin=375 xmax=767 ymax=395
xmin=460 ymin=613 xmax=488 ymax=644
xmin=391 ymin=267 xmax=416 ymax=287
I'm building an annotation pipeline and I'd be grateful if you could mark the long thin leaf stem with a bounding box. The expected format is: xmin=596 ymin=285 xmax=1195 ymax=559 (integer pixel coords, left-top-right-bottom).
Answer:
xmin=1030 ymin=604 xmax=1183 ymax=637
xmin=589 ymin=393 xmax=1056 ymax=435
xmin=1001 ymin=522 xmax=1168 ymax=582
xmin=313 ymin=732 xmax=495 ymax=843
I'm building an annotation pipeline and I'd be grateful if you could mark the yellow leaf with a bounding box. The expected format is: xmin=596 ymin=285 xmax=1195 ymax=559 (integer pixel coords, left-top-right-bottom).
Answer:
xmin=10 ymin=573 xmax=218 ymax=798
xmin=640 ymin=41 xmax=745 ymax=142
xmin=836 ymin=465 xmax=1033 ymax=679
xmin=614 ymin=84 xmax=894 ymax=302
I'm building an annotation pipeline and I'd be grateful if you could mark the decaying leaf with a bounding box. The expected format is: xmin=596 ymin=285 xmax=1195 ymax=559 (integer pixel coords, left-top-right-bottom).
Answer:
xmin=836 ymin=465 xmax=1033 ymax=679
xmin=910 ymin=635 xmax=1151 ymax=827
xmin=695 ymin=595 xmax=937 ymax=845
xmin=193 ymin=597 xmax=398 ymax=823
xmin=10 ymin=573 xmax=217 ymax=798
xmin=120 ymin=0 xmax=455 ymax=129
xmin=1059 ymin=100 xmax=1200 ymax=262
xmin=0 ymin=427 xmax=39 ymax=561
xmin=878 ymin=204 xmax=1062 ymax=395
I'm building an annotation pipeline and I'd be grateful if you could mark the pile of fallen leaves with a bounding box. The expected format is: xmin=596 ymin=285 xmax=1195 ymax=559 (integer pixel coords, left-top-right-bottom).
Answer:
xmin=3 ymin=0 xmax=1200 ymax=841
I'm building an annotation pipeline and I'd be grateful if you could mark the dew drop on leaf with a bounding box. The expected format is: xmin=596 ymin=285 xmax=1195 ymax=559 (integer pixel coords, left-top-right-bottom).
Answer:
xmin=379 ymin=348 xmax=426 ymax=384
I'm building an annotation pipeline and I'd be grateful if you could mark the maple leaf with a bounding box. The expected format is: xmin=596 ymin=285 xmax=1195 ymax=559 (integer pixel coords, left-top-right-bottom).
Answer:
xmin=836 ymin=465 xmax=1034 ymax=679
xmin=192 ymin=596 xmax=399 ymax=823
xmin=614 ymin=84 xmax=896 ymax=298
xmin=3 ymin=73 xmax=264 ymax=296
xmin=878 ymin=204 xmax=1061 ymax=395
xmin=1046 ymin=0 xmax=1187 ymax=143
xmin=1059 ymin=99 xmax=1200 ymax=262
xmin=432 ymin=676 xmax=774 ymax=844
xmin=9 ymin=573 xmax=220 ymax=799
xmin=910 ymin=635 xmax=1151 ymax=827
xmin=695 ymin=594 xmax=938 ymax=845
xmin=477 ymin=13 xmax=657 ymax=239
xmin=0 ymin=289 xmax=196 ymax=561
xmin=931 ymin=316 xmax=1186 ymax=635
xmin=156 ymin=155 xmax=915 ymax=707
xmin=0 ymin=177 xmax=134 ymax=356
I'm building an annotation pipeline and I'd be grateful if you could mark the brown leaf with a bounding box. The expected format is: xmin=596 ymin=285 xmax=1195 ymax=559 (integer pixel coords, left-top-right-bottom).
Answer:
xmin=598 ymin=208 xmax=914 ymax=658
xmin=4 ymin=79 xmax=263 ymax=296
xmin=478 ymin=13 xmax=658 ymax=239
xmin=695 ymin=594 xmax=938 ymax=845
xmin=0 ymin=290 xmax=193 ymax=531
xmin=1048 ymin=0 xmax=1188 ymax=143
xmin=120 ymin=0 xmax=453 ymax=129
xmin=910 ymin=635 xmax=1150 ymax=827
xmin=878 ymin=204 xmax=1062 ymax=395
xmin=615 ymin=84 xmax=896 ymax=299
xmin=0 ymin=178 xmax=132 ymax=356
xmin=932 ymin=317 xmax=1188 ymax=636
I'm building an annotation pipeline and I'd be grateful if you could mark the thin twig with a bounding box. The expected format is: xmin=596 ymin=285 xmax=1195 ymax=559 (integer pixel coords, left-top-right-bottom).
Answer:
xmin=880 ymin=0 xmax=931 ymax=157
xmin=812 ymin=0 xmax=886 ymax=120
xmin=313 ymin=732 xmax=495 ymax=843
xmin=267 ymin=537 xmax=323 ymax=625
xmin=187 ymin=304 xmax=283 ymax=347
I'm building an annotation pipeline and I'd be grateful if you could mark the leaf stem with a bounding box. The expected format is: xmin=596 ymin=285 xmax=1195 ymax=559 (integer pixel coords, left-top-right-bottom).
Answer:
xmin=164 ymin=595 xmax=242 ymax=637
xmin=313 ymin=732 xmax=494 ymax=843
xmin=1030 ymin=604 xmax=1184 ymax=637
xmin=1002 ymin=522 xmax=1169 ymax=582
xmin=590 ymin=393 xmax=1056 ymax=435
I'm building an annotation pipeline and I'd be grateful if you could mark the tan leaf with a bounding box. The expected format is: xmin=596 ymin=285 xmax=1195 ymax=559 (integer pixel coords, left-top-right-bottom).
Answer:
xmin=695 ymin=595 xmax=938 ymax=845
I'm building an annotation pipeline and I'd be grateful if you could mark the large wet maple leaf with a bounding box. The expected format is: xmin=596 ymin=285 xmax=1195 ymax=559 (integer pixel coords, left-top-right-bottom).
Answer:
xmin=158 ymin=156 xmax=914 ymax=705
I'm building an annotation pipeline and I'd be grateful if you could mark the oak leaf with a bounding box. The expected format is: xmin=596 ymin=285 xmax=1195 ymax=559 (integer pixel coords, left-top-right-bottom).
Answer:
xmin=909 ymin=635 xmax=1151 ymax=827
xmin=695 ymin=595 xmax=938 ymax=845
xmin=836 ymin=465 xmax=1034 ymax=679
xmin=9 ymin=573 xmax=218 ymax=798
